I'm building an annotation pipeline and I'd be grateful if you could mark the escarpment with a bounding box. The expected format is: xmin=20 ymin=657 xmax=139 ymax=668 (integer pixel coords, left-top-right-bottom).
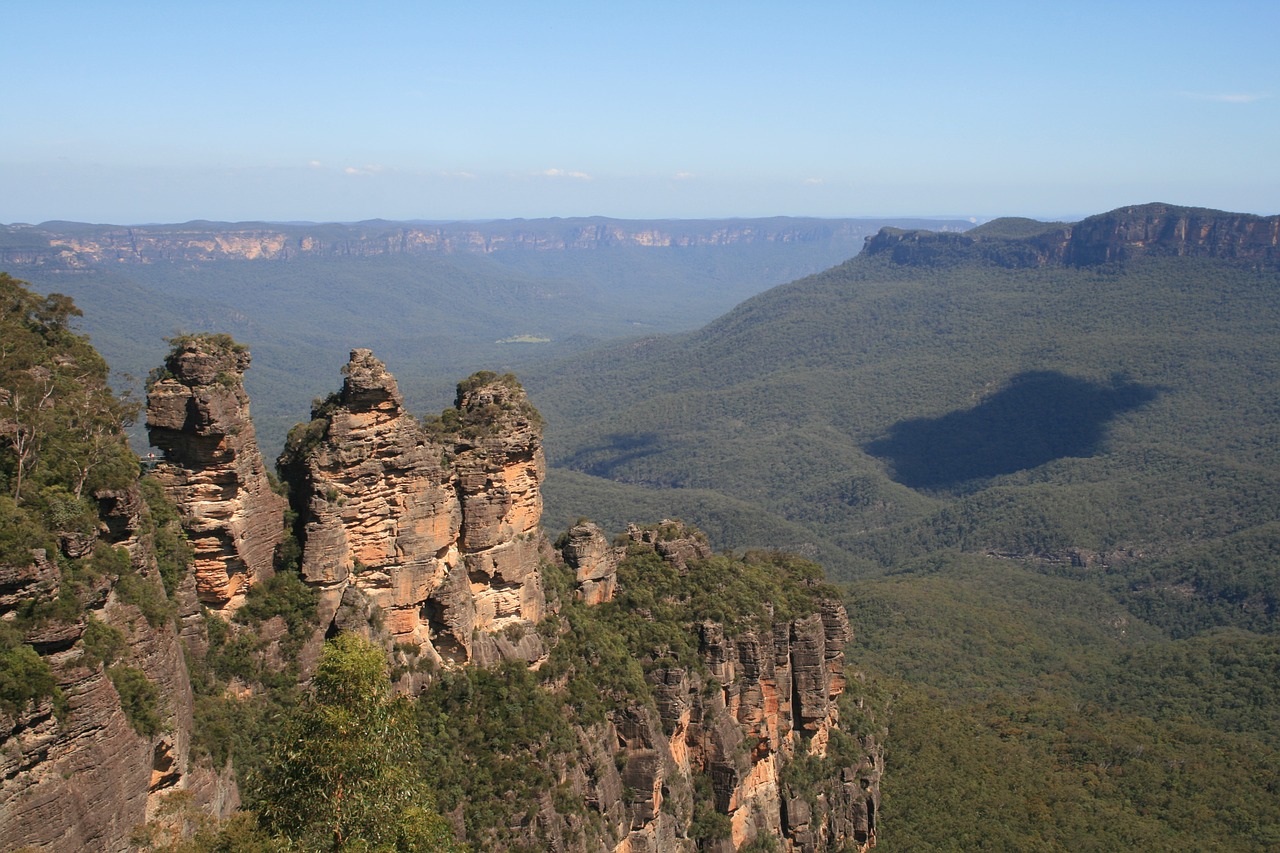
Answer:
xmin=1 ymin=217 xmax=902 ymax=266
xmin=457 ymin=521 xmax=882 ymax=852
xmin=864 ymin=202 xmax=1280 ymax=269
xmin=623 ymin=525 xmax=878 ymax=852
xmin=145 ymin=346 xmax=882 ymax=851
xmin=146 ymin=335 xmax=285 ymax=615
xmin=277 ymin=350 xmax=548 ymax=667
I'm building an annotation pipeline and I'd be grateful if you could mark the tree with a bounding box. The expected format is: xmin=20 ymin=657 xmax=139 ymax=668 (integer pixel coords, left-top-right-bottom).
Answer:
xmin=0 ymin=273 xmax=135 ymax=507
xmin=252 ymin=632 xmax=459 ymax=851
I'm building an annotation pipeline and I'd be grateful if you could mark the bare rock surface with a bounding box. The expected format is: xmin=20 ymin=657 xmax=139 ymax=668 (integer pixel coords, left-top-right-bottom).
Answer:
xmin=281 ymin=353 xmax=547 ymax=667
xmin=146 ymin=336 xmax=285 ymax=614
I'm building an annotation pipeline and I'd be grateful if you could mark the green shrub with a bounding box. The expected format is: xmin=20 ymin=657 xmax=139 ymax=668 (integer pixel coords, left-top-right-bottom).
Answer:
xmin=139 ymin=476 xmax=192 ymax=599
xmin=81 ymin=614 xmax=127 ymax=668
xmin=0 ymin=496 xmax=52 ymax=568
xmin=102 ymin=538 xmax=174 ymax=628
xmin=0 ymin=622 xmax=60 ymax=717
xmin=108 ymin=664 xmax=162 ymax=737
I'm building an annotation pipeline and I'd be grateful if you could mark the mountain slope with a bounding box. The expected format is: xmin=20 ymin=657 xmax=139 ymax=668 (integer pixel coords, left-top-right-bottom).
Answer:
xmin=528 ymin=203 xmax=1280 ymax=849
xmin=533 ymin=204 xmax=1280 ymax=582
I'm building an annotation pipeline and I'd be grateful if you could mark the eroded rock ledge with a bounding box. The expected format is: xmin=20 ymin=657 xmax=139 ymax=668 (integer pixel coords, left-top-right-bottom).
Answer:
xmin=530 ymin=522 xmax=881 ymax=853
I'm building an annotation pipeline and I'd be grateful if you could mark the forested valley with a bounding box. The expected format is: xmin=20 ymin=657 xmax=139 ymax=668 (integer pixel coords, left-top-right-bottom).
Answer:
xmin=527 ymin=204 xmax=1280 ymax=849
xmin=2 ymin=203 xmax=1278 ymax=850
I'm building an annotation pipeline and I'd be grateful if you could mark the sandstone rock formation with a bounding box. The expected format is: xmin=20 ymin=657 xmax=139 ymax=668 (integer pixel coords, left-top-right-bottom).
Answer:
xmin=1 ymin=218 xmax=904 ymax=266
xmin=38 ymin=340 xmax=879 ymax=852
xmin=625 ymin=526 xmax=879 ymax=852
xmin=1063 ymin=202 xmax=1280 ymax=266
xmin=560 ymin=520 xmax=619 ymax=605
xmin=279 ymin=351 xmax=547 ymax=667
xmin=495 ymin=521 xmax=882 ymax=853
xmin=0 ymin=483 xmax=235 ymax=853
xmin=146 ymin=335 xmax=285 ymax=614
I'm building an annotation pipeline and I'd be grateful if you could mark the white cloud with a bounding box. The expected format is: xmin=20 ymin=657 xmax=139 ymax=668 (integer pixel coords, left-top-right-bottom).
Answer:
xmin=540 ymin=168 xmax=592 ymax=180
xmin=674 ymin=171 xmax=696 ymax=180
xmin=343 ymin=164 xmax=383 ymax=176
xmin=308 ymin=160 xmax=323 ymax=168
xmin=803 ymin=177 xmax=825 ymax=185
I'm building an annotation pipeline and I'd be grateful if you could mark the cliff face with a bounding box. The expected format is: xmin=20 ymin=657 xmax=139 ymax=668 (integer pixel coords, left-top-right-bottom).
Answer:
xmin=0 ymin=484 xmax=235 ymax=852
xmin=1 ymin=218 xmax=902 ymax=266
xmin=134 ymin=342 xmax=880 ymax=852
xmin=146 ymin=336 xmax=285 ymax=615
xmin=0 ymin=279 xmax=236 ymax=852
xmin=491 ymin=523 xmax=881 ymax=853
xmin=618 ymin=527 xmax=878 ymax=853
xmin=561 ymin=520 xmax=619 ymax=605
xmin=864 ymin=202 xmax=1280 ymax=269
xmin=279 ymin=351 xmax=547 ymax=668
xmin=1062 ymin=203 xmax=1280 ymax=266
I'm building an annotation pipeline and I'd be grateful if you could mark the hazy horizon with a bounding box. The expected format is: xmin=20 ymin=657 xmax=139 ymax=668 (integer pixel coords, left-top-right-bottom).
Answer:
xmin=5 ymin=1 xmax=1276 ymax=224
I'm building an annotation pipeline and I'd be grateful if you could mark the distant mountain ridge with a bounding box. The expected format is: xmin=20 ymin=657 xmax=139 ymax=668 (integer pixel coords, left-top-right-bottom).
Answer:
xmin=1 ymin=215 xmax=971 ymax=267
xmin=864 ymin=202 xmax=1280 ymax=268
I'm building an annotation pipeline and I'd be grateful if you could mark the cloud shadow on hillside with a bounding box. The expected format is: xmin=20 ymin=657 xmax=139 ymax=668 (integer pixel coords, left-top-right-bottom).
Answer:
xmin=864 ymin=370 xmax=1158 ymax=490
xmin=560 ymin=431 xmax=666 ymax=481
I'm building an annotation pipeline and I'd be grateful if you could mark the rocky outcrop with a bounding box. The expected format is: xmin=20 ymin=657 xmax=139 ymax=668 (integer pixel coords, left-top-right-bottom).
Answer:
xmin=146 ymin=335 xmax=285 ymax=615
xmin=560 ymin=520 xmax=619 ymax=605
xmin=528 ymin=524 xmax=881 ymax=853
xmin=279 ymin=352 xmax=547 ymax=668
xmin=862 ymin=225 xmax=1070 ymax=268
xmin=138 ymin=344 xmax=877 ymax=852
xmin=1063 ymin=203 xmax=1280 ymax=266
xmin=626 ymin=520 xmax=713 ymax=571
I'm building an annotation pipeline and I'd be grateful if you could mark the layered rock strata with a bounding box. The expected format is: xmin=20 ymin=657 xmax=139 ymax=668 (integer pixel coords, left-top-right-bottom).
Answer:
xmin=279 ymin=351 xmax=546 ymax=667
xmin=140 ymin=344 xmax=880 ymax=851
xmin=622 ymin=527 xmax=879 ymax=852
xmin=1 ymin=218 xmax=926 ymax=266
xmin=0 ymin=483 xmax=235 ymax=852
xmin=146 ymin=337 xmax=285 ymax=614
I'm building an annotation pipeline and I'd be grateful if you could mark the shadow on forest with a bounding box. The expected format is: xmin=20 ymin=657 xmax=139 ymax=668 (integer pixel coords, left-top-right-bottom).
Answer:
xmin=561 ymin=431 xmax=665 ymax=480
xmin=864 ymin=370 xmax=1159 ymax=490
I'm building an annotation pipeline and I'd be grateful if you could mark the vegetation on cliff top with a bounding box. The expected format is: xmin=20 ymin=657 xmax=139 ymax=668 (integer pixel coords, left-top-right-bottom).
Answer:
xmin=417 ymin=538 xmax=851 ymax=849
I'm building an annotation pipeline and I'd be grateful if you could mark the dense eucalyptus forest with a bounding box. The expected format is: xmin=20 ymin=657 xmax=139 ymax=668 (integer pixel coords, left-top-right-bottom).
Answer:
xmin=528 ymin=205 xmax=1280 ymax=849
xmin=2 ymin=203 xmax=1279 ymax=850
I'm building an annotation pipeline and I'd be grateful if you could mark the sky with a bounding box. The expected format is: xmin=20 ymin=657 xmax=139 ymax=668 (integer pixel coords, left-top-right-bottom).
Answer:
xmin=3 ymin=0 xmax=1277 ymax=224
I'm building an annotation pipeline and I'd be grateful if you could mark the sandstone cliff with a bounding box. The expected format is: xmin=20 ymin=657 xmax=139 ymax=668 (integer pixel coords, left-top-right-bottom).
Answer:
xmin=278 ymin=351 xmax=547 ymax=668
xmin=427 ymin=521 xmax=881 ymax=853
xmin=1 ymin=217 xmax=939 ymax=267
xmin=5 ymin=330 xmax=878 ymax=852
xmin=146 ymin=335 xmax=285 ymax=616
xmin=604 ymin=524 xmax=879 ymax=853
xmin=1062 ymin=202 xmax=1280 ymax=266
xmin=863 ymin=202 xmax=1280 ymax=269
xmin=0 ymin=483 xmax=235 ymax=852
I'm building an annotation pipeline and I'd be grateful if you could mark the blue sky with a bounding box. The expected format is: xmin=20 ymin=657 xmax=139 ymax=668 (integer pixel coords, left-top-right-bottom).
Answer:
xmin=3 ymin=1 xmax=1276 ymax=224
